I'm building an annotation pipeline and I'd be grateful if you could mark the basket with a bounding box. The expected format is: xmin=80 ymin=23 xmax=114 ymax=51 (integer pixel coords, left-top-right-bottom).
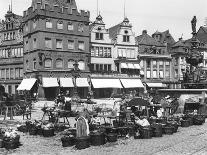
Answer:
xmin=163 ymin=126 xmax=174 ymax=135
xmin=90 ymin=132 xmax=106 ymax=146
xmin=42 ymin=128 xmax=55 ymax=137
xmin=117 ymin=127 xmax=128 ymax=137
xmin=29 ymin=128 xmax=37 ymax=135
xmin=75 ymin=136 xmax=90 ymax=150
xmin=151 ymin=124 xmax=162 ymax=137
xmin=3 ymin=140 xmax=18 ymax=150
xmin=0 ymin=139 xmax=3 ymax=148
xmin=167 ymin=122 xmax=179 ymax=133
xmin=139 ymin=128 xmax=152 ymax=139
xmin=193 ymin=116 xmax=205 ymax=125
xmin=107 ymin=133 xmax=118 ymax=142
xmin=17 ymin=125 xmax=28 ymax=133
xmin=61 ymin=136 xmax=75 ymax=147
xmin=181 ymin=120 xmax=190 ymax=127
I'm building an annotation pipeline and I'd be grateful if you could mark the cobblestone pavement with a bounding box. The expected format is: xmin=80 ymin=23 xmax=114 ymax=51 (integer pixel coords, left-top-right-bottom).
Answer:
xmin=1 ymin=100 xmax=207 ymax=155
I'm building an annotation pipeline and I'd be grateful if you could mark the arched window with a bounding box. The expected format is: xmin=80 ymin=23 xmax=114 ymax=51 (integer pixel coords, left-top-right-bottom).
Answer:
xmin=78 ymin=60 xmax=85 ymax=70
xmin=56 ymin=59 xmax=63 ymax=68
xmin=44 ymin=58 xmax=52 ymax=68
xmin=57 ymin=21 xmax=63 ymax=29
xmin=68 ymin=59 xmax=74 ymax=69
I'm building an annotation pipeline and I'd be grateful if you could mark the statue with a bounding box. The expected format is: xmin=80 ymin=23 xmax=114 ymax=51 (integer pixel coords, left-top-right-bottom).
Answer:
xmin=191 ymin=16 xmax=197 ymax=34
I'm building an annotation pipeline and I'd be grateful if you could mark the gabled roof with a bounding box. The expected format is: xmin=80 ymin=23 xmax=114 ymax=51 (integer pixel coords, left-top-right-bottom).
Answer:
xmin=108 ymin=17 xmax=131 ymax=40
xmin=197 ymin=26 xmax=207 ymax=43
xmin=172 ymin=39 xmax=187 ymax=48
xmin=136 ymin=30 xmax=164 ymax=47
xmin=152 ymin=30 xmax=176 ymax=45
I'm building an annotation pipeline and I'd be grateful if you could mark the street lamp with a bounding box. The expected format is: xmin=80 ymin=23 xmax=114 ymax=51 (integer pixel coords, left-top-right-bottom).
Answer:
xmin=71 ymin=60 xmax=81 ymax=102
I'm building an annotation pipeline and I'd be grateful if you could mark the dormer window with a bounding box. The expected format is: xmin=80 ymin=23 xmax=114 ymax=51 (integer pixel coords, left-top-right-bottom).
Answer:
xmin=123 ymin=35 xmax=130 ymax=42
xmin=95 ymin=32 xmax=103 ymax=40
xmin=97 ymin=27 xmax=102 ymax=31
xmin=57 ymin=21 xmax=63 ymax=29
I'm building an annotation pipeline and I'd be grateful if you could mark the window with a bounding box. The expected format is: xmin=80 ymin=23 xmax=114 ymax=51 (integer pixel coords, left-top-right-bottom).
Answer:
xmin=78 ymin=24 xmax=84 ymax=32
xmin=33 ymin=59 xmax=37 ymax=69
xmin=33 ymin=38 xmax=37 ymax=49
xmin=175 ymin=69 xmax=178 ymax=78
xmin=57 ymin=21 xmax=63 ymax=29
xmin=153 ymin=70 xmax=157 ymax=78
xmin=20 ymin=69 xmax=23 ymax=78
xmin=25 ymin=23 xmax=29 ymax=32
xmin=56 ymin=59 xmax=63 ymax=68
xmin=44 ymin=59 xmax=52 ymax=68
xmin=78 ymin=41 xmax=84 ymax=51
xmin=159 ymin=61 xmax=163 ymax=67
xmin=1 ymin=69 xmax=5 ymax=79
xmin=68 ymin=60 xmax=74 ymax=69
xmin=159 ymin=71 xmax=164 ymax=79
xmin=46 ymin=19 xmax=52 ymax=28
xmin=166 ymin=61 xmax=170 ymax=66
xmin=165 ymin=70 xmax=170 ymax=78
xmin=68 ymin=40 xmax=74 ymax=49
xmin=26 ymin=60 xmax=29 ymax=70
xmin=56 ymin=39 xmax=63 ymax=49
xmin=67 ymin=22 xmax=74 ymax=30
xmin=20 ymin=48 xmax=23 ymax=56
xmin=147 ymin=71 xmax=151 ymax=79
xmin=25 ymin=41 xmax=29 ymax=51
xmin=95 ymin=33 xmax=103 ymax=40
xmin=78 ymin=61 xmax=85 ymax=70
xmin=175 ymin=58 xmax=179 ymax=65
xmin=33 ymin=20 xmax=37 ymax=29
xmin=6 ymin=69 xmax=9 ymax=79
xmin=147 ymin=60 xmax=151 ymax=68
xmin=123 ymin=35 xmax=130 ymax=42
xmin=153 ymin=61 xmax=157 ymax=67
xmin=91 ymin=47 xmax=95 ymax=56
xmin=99 ymin=47 xmax=103 ymax=57
xmin=45 ymin=38 xmax=52 ymax=49
xmin=10 ymin=69 xmax=14 ymax=79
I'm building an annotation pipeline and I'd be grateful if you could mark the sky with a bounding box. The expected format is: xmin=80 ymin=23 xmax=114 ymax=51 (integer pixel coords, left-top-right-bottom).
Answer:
xmin=0 ymin=0 xmax=207 ymax=41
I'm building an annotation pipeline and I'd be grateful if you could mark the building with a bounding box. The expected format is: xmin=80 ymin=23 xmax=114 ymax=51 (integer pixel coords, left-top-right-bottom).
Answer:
xmin=136 ymin=30 xmax=173 ymax=90
xmin=0 ymin=8 xmax=24 ymax=95
xmin=22 ymin=0 xmax=90 ymax=99
xmin=89 ymin=16 xmax=143 ymax=98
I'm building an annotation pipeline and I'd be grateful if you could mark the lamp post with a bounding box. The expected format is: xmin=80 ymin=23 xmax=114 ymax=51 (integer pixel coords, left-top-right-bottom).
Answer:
xmin=71 ymin=60 xmax=81 ymax=102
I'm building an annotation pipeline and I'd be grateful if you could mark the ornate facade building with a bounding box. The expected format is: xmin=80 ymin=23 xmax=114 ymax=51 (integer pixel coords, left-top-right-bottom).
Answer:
xmin=22 ymin=0 xmax=90 ymax=99
xmin=0 ymin=8 xmax=24 ymax=95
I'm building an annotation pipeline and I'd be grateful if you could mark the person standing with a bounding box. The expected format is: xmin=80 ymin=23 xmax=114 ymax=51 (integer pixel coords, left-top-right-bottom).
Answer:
xmin=64 ymin=90 xmax=71 ymax=111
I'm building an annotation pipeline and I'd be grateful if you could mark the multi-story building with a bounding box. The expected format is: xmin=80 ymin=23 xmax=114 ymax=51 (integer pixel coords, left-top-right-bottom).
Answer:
xmin=89 ymin=16 xmax=143 ymax=98
xmin=0 ymin=8 xmax=24 ymax=95
xmin=136 ymin=30 xmax=173 ymax=89
xmin=22 ymin=0 xmax=90 ymax=99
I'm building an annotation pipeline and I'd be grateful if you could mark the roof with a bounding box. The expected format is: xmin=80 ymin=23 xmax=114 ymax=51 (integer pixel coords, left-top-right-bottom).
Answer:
xmin=136 ymin=31 xmax=164 ymax=47
xmin=108 ymin=17 xmax=131 ymax=40
xmin=197 ymin=26 xmax=207 ymax=43
xmin=172 ymin=39 xmax=187 ymax=48
xmin=152 ymin=30 xmax=176 ymax=45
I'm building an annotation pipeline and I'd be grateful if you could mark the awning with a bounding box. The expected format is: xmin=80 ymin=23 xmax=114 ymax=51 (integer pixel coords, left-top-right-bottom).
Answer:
xmin=59 ymin=78 xmax=74 ymax=87
xmin=17 ymin=78 xmax=37 ymax=91
xmin=120 ymin=79 xmax=144 ymax=88
xmin=134 ymin=64 xmax=141 ymax=69
xmin=76 ymin=78 xmax=89 ymax=87
xmin=91 ymin=79 xmax=123 ymax=88
xmin=121 ymin=63 xmax=128 ymax=69
xmin=42 ymin=78 xmax=59 ymax=88
xmin=128 ymin=63 xmax=134 ymax=69
xmin=146 ymin=83 xmax=166 ymax=88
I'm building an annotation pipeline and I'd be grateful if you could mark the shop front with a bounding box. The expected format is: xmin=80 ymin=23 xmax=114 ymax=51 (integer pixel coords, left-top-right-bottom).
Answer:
xmin=42 ymin=78 xmax=59 ymax=100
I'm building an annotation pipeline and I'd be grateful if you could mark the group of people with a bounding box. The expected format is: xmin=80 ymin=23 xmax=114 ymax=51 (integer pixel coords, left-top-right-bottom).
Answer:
xmin=54 ymin=90 xmax=72 ymax=111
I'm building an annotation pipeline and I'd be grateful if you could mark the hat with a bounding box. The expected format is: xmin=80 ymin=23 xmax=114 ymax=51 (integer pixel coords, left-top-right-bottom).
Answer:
xmin=165 ymin=95 xmax=170 ymax=99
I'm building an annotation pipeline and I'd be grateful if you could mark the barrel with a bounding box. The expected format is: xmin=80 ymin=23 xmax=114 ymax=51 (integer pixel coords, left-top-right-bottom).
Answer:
xmin=163 ymin=126 xmax=174 ymax=135
xmin=90 ymin=132 xmax=106 ymax=146
xmin=42 ymin=128 xmax=55 ymax=137
xmin=75 ymin=136 xmax=90 ymax=150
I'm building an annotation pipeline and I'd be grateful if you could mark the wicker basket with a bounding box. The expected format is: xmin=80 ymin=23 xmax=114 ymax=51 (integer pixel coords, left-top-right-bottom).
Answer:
xmin=139 ymin=128 xmax=152 ymax=139
xmin=193 ymin=116 xmax=205 ymax=125
xmin=163 ymin=126 xmax=174 ymax=135
xmin=61 ymin=136 xmax=75 ymax=147
xmin=90 ymin=132 xmax=106 ymax=146
xmin=75 ymin=136 xmax=90 ymax=150
xmin=0 ymin=139 xmax=3 ymax=148
xmin=29 ymin=128 xmax=37 ymax=135
xmin=181 ymin=120 xmax=190 ymax=127
xmin=107 ymin=133 xmax=118 ymax=142
xmin=42 ymin=128 xmax=55 ymax=137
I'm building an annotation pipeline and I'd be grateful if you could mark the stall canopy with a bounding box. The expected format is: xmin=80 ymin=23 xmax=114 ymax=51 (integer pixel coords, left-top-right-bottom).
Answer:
xmin=42 ymin=78 xmax=59 ymax=88
xmin=91 ymin=79 xmax=123 ymax=88
xmin=146 ymin=83 xmax=166 ymax=88
xmin=17 ymin=78 xmax=37 ymax=91
xmin=59 ymin=78 xmax=74 ymax=87
xmin=120 ymin=79 xmax=144 ymax=88
xmin=76 ymin=78 xmax=89 ymax=87
xmin=121 ymin=63 xmax=128 ymax=69
xmin=127 ymin=63 xmax=135 ymax=69
xmin=134 ymin=64 xmax=141 ymax=69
